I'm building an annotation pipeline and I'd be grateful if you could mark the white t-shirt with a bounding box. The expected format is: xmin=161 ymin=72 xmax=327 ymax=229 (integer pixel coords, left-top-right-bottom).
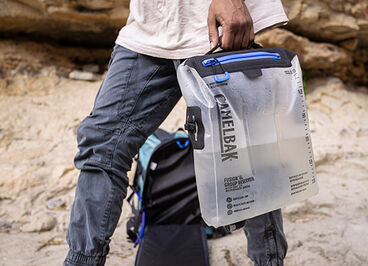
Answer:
xmin=116 ymin=0 xmax=288 ymax=59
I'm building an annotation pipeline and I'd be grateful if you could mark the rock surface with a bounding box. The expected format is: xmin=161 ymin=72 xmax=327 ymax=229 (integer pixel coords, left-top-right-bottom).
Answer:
xmin=282 ymin=0 xmax=368 ymax=47
xmin=20 ymin=212 xmax=57 ymax=233
xmin=256 ymin=28 xmax=368 ymax=84
xmin=0 ymin=0 xmax=129 ymax=46
xmin=1 ymin=0 xmax=367 ymax=85
xmin=278 ymin=0 xmax=368 ymax=85
xmin=1 ymin=0 xmax=367 ymax=49
xmin=68 ymin=70 xmax=100 ymax=81
xmin=0 ymin=1 xmax=368 ymax=265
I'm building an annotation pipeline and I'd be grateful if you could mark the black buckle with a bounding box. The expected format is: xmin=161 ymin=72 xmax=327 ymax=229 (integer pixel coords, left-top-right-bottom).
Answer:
xmin=185 ymin=106 xmax=204 ymax=149
xmin=184 ymin=121 xmax=196 ymax=133
xmin=224 ymin=220 xmax=246 ymax=232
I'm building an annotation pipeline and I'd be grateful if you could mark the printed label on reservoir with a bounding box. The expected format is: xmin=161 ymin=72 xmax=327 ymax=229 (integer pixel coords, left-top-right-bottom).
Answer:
xmin=223 ymin=175 xmax=255 ymax=215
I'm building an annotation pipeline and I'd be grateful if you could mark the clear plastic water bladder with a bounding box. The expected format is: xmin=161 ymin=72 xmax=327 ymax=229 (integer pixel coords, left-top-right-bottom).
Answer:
xmin=177 ymin=47 xmax=318 ymax=228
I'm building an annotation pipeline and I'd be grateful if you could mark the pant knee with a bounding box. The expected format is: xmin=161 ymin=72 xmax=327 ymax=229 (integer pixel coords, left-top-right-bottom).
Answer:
xmin=74 ymin=117 xmax=122 ymax=170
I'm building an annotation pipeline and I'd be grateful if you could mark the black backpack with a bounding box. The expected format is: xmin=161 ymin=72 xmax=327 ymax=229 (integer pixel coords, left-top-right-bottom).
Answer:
xmin=126 ymin=129 xmax=227 ymax=266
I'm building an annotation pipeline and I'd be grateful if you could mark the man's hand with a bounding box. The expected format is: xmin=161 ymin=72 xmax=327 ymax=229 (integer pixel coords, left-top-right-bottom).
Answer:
xmin=208 ymin=0 xmax=254 ymax=50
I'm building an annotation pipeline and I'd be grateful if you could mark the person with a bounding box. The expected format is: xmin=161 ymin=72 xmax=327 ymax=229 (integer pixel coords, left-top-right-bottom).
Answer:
xmin=63 ymin=0 xmax=289 ymax=265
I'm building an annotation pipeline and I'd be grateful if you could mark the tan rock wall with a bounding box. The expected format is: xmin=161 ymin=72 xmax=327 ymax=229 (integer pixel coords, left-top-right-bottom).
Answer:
xmin=0 ymin=2 xmax=368 ymax=264
xmin=256 ymin=28 xmax=368 ymax=85
xmin=0 ymin=1 xmax=367 ymax=83
xmin=282 ymin=0 xmax=368 ymax=47
xmin=1 ymin=0 xmax=367 ymax=47
xmin=0 ymin=0 xmax=130 ymax=46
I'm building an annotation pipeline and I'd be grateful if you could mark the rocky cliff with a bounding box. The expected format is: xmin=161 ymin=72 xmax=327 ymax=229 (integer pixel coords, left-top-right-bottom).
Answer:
xmin=0 ymin=0 xmax=129 ymax=46
xmin=283 ymin=0 xmax=368 ymax=44
xmin=0 ymin=0 xmax=367 ymax=84
xmin=279 ymin=0 xmax=368 ymax=84
xmin=1 ymin=0 xmax=367 ymax=47
xmin=0 ymin=1 xmax=368 ymax=265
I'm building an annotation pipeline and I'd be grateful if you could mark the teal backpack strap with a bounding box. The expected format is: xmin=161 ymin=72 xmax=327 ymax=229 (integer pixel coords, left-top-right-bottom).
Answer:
xmin=153 ymin=128 xmax=171 ymax=140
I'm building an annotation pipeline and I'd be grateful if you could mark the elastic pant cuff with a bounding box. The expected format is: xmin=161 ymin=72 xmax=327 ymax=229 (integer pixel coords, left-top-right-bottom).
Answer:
xmin=254 ymin=257 xmax=284 ymax=266
xmin=64 ymin=249 xmax=106 ymax=266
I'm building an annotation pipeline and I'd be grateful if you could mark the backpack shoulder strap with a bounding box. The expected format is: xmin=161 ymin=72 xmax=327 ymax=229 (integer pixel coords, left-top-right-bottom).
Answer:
xmin=153 ymin=128 xmax=172 ymax=140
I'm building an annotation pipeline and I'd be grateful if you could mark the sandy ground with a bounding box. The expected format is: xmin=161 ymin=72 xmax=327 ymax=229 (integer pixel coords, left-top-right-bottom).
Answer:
xmin=0 ymin=68 xmax=367 ymax=265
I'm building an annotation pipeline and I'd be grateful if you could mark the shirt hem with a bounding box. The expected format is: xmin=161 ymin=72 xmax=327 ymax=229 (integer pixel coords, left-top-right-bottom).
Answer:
xmin=253 ymin=14 xmax=288 ymax=34
xmin=116 ymin=14 xmax=288 ymax=60
xmin=115 ymin=38 xmax=208 ymax=59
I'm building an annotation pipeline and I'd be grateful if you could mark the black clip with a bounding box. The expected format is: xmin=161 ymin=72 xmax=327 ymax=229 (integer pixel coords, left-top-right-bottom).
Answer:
xmin=185 ymin=107 xmax=204 ymax=150
xmin=184 ymin=121 xmax=196 ymax=133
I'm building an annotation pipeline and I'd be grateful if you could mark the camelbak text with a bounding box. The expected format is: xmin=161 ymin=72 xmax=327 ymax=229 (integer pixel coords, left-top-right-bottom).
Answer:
xmin=214 ymin=94 xmax=238 ymax=162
